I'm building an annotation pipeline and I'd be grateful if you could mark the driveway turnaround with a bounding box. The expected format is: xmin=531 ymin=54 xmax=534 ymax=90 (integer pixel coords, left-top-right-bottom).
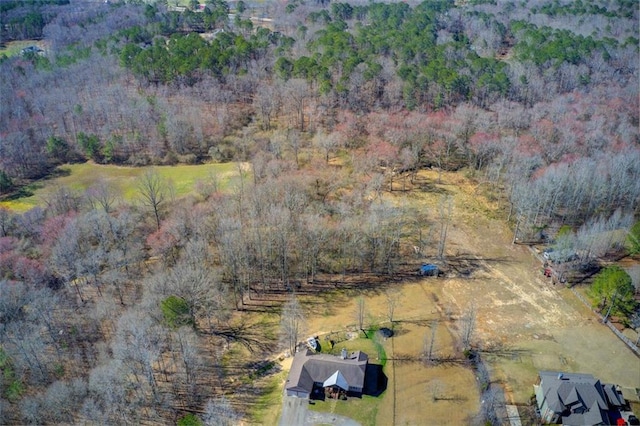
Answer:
xmin=279 ymin=396 xmax=361 ymax=426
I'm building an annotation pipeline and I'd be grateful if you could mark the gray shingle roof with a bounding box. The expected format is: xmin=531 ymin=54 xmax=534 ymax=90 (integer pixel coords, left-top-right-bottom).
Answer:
xmin=285 ymin=349 xmax=368 ymax=395
xmin=538 ymin=371 xmax=622 ymax=425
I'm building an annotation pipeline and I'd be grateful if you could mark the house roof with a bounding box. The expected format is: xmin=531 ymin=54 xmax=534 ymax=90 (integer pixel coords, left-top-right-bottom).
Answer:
xmin=323 ymin=370 xmax=349 ymax=390
xmin=285 ymin=349 xmax=368 ymax=396
xmin=603 ymin=384 xmax=625 ymax=407
xmin=538 ymin=371 xmax=620 ymax=425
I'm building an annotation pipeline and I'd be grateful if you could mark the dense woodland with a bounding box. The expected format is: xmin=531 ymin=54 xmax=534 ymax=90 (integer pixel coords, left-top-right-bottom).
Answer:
xmin=0 ymin=0 xmax=639 ymax=424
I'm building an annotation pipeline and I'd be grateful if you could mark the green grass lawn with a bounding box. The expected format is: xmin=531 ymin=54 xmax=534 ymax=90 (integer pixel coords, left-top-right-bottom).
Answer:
xmin=320 ymin=335 xmax=387 ymax=366
xmin=308 ymin=394 xmax=381 ymax=426
xmin=0 ymin=162 xmax=243 ymax=212
xmin=248 ymin=370 xmax=287 ymax=425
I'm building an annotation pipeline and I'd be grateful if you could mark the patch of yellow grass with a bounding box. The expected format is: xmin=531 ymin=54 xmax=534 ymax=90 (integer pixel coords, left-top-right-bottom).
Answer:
xmin=0 ymin=162 xmax=244 ymax=212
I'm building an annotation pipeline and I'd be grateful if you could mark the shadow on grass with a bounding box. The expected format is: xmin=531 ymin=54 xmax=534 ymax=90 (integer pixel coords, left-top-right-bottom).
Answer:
xmin=49 ymin=167 xmax=72 ymax=178
xmin=208 ymin=319 xmax=277 ymax=353
xmin=441 ymin=253 xmax=515 ymax=278
xmin=1 ymin=166 xmax=72 ymax=203
xmin=415 ymin=182 xmax=452 ymax=195
xmin=363 ymin=364 xmax=387 ymax=397
xmin=2 ymin=183 xmax=40 ymax=201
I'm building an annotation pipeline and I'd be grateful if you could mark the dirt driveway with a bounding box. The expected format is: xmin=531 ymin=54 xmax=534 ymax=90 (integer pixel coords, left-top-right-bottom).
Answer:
xmin=430 ymin=171 xmax=640 ymax=403
xmin=279 ymin=395 xmax=360 ymax=426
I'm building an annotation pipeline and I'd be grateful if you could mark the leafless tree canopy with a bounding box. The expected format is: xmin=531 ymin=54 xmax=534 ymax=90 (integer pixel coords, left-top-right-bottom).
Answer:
xmin=280 ymin=295 xmax=306 ymax=356
xmin=0 ymin=0 xmax=638 ymax=423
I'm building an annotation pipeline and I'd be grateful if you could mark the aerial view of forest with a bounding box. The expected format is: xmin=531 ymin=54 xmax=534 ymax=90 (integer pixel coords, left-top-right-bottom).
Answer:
xmin=0 ymin=0 xmax=638 ymax=424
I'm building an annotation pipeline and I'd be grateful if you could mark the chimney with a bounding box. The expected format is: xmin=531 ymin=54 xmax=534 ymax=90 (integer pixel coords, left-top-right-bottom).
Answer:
xmin=341 ymin=348 xmax=347 ymax=359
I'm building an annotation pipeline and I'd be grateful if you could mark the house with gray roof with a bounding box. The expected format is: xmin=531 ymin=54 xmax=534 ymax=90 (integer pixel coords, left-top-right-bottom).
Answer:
xmin=534 ymin=371 xmax=627 ymax=425
xmin=285 ymin=348 xmax=368 ymax=399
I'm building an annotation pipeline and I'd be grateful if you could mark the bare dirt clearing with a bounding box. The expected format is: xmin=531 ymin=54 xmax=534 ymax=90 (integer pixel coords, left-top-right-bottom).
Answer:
xmin=418 ymin=170 xmax=639 ymax=404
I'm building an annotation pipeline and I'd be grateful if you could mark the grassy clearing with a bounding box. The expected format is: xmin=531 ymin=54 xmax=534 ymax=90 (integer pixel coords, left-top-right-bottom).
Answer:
xmin=0 ymin=40 xmax=45 ymax=58
xmin=0 ymin=162 xmax=243 ymax=212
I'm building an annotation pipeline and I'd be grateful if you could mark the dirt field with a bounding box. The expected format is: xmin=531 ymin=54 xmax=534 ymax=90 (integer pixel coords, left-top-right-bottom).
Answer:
xmin=272 ymin=169 xmax=639 ymax=425
xmin=423 ymin=170 xmax=639 ymax=402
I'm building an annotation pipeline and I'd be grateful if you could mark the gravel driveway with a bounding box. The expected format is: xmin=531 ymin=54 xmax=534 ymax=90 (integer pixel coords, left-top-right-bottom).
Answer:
xmin=279 ymin=396 xmax=361 ymax=426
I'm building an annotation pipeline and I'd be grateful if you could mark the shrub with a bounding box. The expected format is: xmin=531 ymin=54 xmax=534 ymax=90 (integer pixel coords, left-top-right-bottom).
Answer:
xmin=160 ymin=295 xmax=194 ymax=328
xmin=177 ymin=413 xmax=203 ymax=426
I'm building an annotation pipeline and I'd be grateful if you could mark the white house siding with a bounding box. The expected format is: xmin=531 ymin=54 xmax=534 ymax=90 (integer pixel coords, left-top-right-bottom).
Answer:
xmin=534 ymin=384 xmax=554 ymax=424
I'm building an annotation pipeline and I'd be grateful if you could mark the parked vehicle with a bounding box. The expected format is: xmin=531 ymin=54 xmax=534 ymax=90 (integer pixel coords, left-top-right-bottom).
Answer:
xmin=419 ymin=264 xmax=439 ymax=276
xmin=306 ymin=337 xmax=318 ymax=351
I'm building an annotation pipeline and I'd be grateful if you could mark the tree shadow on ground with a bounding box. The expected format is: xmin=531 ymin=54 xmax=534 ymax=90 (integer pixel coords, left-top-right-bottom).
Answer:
xmin=443 ymin=253 xmax=514 ymax=278
xmin=414 ymin=181 xmax=452 ymax=195
xmin=479 ymin=345 xmax=533 ymax=363
xmin=209 ymin=319 xmax=277 ymax=353
xmin=2 ymin=183 xmax=40 ymax=200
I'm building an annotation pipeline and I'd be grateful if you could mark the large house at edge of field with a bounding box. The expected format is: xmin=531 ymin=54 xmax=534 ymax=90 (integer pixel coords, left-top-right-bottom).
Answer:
xmin=285 ymin=348 xmax=368 ymax=400
xmin=534 ymin=371 xmax=631 ymax=425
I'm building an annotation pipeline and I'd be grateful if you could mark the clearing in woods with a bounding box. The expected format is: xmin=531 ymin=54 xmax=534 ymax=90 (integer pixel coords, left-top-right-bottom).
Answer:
xmin=0 ymin=162 xmax=244 ymax=212
xmin=268 ymin=169 xmax=639 ymax=425
xmin=10 ymin=162 xmax=635 ymax=423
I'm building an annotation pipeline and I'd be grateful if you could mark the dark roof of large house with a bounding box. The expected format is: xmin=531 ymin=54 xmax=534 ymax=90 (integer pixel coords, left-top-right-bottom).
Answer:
xmin=286 ymin=349 xmax=368 ymax=395
xmin=538 ymin=371 xmax=625 ymax=426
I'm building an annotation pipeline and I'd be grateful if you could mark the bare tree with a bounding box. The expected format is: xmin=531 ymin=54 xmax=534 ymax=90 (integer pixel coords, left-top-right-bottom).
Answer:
xmin=203 ymin=396 xmax=239 ymax=426
xmin=84 ymin=359 xmax=138 ymax=424
xmin=4 ymin=321 xmax=49 ymax=384
xmin=48 ymin=220 xmax=85 ymax=302
xmin=287 ymin=128 xmax=304 ymax=169
xmin=301 ymin=213 xmax=330 ymax=284
xmin=169 ymin=327 xmax=204 ymax=408
xmin=43 ymin=185 xmax=82 ymax=216
xmin=313 ymin=130 xmax=341 ymax=164
xmin=0 ymin=207 xmax=14 ymax=237
xmin=253 ymin=84 xmax=281 ymax=131
xmin=626 ymin=265 xmax=640 ymax=294
xmin=283 ymin=78 xmax=310 ymax=131
xmin=148 ymin=253 xmax=230 ymax=330
xmin=280 ymin=295 xmax=305 ymax=355
xmin=28 ymin=379 xmax=87 ymax=424
xmin=137 ymin=168 xmax=167 ymax=231
xmin=355 ymin=296 xmax=367 ymax=337
xmin=459 ymin=304 xmax=476 ymax=351
xmin=385 ymin=289 xmax=400 ymax=327
xmin=86 ymin=179 xmax=119 ymax=213
xmin=438 ymin=195 xmax=453 ymax=259
xmin=423 ymin=319 xmax=439 ymax=364
xmin=112 ymin=310 xmax=166 ymax=408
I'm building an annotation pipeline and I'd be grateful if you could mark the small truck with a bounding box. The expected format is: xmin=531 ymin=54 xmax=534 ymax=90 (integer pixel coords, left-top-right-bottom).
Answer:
xmin=419 ymin=264 xmax=439 ymax=276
